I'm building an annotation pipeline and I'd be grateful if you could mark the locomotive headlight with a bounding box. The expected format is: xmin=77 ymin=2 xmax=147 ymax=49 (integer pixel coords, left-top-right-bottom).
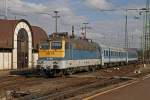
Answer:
xmin=37 ymin=60 xmax=44 ymax=64
xmin=53 ymin=61 xmax=58 ymax=64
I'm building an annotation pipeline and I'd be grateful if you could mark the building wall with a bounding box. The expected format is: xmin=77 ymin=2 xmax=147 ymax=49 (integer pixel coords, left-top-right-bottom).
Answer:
xmin=0 ymin=52 xmax=39 ymax=70
xmin=32 ymin=53 xmax=38 ymax=67
xmin=0 ymin=52 xmax=12 ymax=70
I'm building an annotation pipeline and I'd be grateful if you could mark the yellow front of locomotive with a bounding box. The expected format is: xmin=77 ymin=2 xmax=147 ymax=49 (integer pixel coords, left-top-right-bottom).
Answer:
xmin=37 ymin=39 xmax=66 ymax=70
xmin=39 ymin=40 xmax=65 ymax=58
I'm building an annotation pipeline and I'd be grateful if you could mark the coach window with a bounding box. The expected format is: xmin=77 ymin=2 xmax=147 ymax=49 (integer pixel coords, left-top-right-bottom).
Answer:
xmin=113 ymin=52 xmax=114 ymax=57
xmin=120 ymin=52 xmax=122 ymax=57
xmin=104 ymin=50 xmax=106 ymax=56
xmin=110 ymin=51 xmax=112 ymax=56
xmin=114 ymin=51 xmax=116 ymax=57
xmin=110 ymin=51 xmax=111 ymax=56
xmin=106 ymin=51 xmax=108 ymax=56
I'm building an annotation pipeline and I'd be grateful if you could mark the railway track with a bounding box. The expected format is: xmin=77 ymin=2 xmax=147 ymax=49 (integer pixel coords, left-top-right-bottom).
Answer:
xmin=0 ymin=64 xmax=144 ymax=100
xmin=18 ymin=77 xmax=131 ymax=100
xmin=20 ymin=64 xmax=145 ymax=100
xmin=0 ymin=76 xmax=62 ymax=98
xmin=20 ymin=72 xmax=148 ymax=100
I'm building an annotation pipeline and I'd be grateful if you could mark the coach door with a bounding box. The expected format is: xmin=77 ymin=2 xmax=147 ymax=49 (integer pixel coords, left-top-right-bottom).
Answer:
xmin=17 ymin=28 xmax=28 ymax=69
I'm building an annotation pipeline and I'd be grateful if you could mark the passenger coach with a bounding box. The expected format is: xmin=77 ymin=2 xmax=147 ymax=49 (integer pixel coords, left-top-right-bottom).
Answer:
xmin=101 ymin=45 xmax=138 ymax=67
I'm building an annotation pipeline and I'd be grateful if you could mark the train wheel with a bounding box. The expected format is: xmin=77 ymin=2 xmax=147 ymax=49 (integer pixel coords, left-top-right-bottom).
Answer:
xmin=46 ymin=70 xmax=55 ymax=78
xmin=96 ymin=65 xmax=101 ymax=70
xmin=89 ymin=66 xmax=96 ymax=72
xmin=40 ymin=69 xmax=47 ymax=77
xmin=67 ymin=68 xmax=74 ymax=75
xmin=59 ymin=69 xmax=66 ymax=77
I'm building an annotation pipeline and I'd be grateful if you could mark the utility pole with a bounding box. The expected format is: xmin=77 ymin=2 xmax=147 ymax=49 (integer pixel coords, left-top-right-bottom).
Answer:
xmin=137 ymin=7 xmax=150 ymax=63
xmin=125 ymin=9 xmax=128 ymax=49
xmin=125 ymin=9 xmax=128 ymax=63
xmin=82 ymin=23 xmax=91 ymax=38
xmin=144 ymin=0 xmax=150 ymax=63
xmin=5 ymin=0 xmax=8 ymax=19
xmin=72 ymin=25 xmax=75 ymax=37
xmin=142 ymin=11 xmax=145 ymax=62
xmin=52 ymin=11 xmax=60 ymax=33
xmin=147 ymin=0 xmax=150 ymax=62
xmin=83 ymin=23 xmax=88 ymax=38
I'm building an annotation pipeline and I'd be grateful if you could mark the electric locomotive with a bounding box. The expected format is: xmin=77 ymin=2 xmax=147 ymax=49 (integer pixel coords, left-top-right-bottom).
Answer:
xmin=37 ymin=32 xmax=101 ymax=76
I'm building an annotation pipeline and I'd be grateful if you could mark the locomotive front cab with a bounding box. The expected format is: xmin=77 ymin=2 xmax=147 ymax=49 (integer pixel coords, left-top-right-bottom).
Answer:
xmin=37 ymin=39 xmax=66 ymax=70
xmin=39 ymin=40 xmax=65 ymax=58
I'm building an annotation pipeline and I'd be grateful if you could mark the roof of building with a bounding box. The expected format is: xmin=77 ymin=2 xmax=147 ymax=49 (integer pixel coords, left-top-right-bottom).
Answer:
xmin=32 ymin=26 xmax=48 ymax=50
xmin=0 ymin=19 xmax=17 ymax=49
xmin=0 ymin=19 xmax=48 ymax=50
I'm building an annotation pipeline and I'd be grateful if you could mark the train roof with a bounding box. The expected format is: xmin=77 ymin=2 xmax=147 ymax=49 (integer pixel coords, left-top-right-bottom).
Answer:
xmin=99 ymin=44 xmax=127 ymax=52
xmin=100 ymin=44 xmax=138 ymax=53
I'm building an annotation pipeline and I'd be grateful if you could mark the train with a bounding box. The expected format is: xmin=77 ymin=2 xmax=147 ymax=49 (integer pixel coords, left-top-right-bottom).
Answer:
xmin=37 ymin=33 xmax=138 ymax=76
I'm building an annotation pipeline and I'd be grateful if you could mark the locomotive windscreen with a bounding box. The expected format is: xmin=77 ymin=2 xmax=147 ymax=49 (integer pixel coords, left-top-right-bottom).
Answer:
xmin=51 ymin=42 xmax=62 ymax=49
xmin=40 ymin=42 xmax=50 ymax=50
xmin=38 ymin=40 xmax=65 ymax=58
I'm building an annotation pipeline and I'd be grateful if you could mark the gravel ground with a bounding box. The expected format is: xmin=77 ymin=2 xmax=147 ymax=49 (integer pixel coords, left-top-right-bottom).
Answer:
xmin=0 ymin=64 xmax=142 ymax=99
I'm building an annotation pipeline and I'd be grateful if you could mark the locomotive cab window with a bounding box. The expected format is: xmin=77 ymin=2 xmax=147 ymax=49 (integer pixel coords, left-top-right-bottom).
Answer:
xmin=51 ymin=41 xmax=62 ymax=49
xmin=40 ymin=42 xmax=50 ymax=50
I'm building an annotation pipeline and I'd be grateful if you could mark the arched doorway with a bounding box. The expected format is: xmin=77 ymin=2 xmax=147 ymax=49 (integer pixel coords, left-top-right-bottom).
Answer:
xmin=17 ymin=28 xmax=28 ymax=69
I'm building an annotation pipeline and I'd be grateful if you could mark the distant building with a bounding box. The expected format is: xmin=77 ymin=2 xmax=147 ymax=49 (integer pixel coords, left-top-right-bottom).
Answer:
xmin=0 ymin=19 xmax=48 ymax=70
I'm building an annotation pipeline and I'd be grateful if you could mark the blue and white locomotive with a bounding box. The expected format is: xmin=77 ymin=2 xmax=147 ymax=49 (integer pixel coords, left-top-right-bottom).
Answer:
xmin=37 ymin=33 xmax=138 ymax=76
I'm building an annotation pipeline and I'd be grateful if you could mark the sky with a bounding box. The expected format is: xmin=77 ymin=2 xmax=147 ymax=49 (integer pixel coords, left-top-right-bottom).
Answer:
xmin=0 ymin=0 xmax=147 ymax=48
